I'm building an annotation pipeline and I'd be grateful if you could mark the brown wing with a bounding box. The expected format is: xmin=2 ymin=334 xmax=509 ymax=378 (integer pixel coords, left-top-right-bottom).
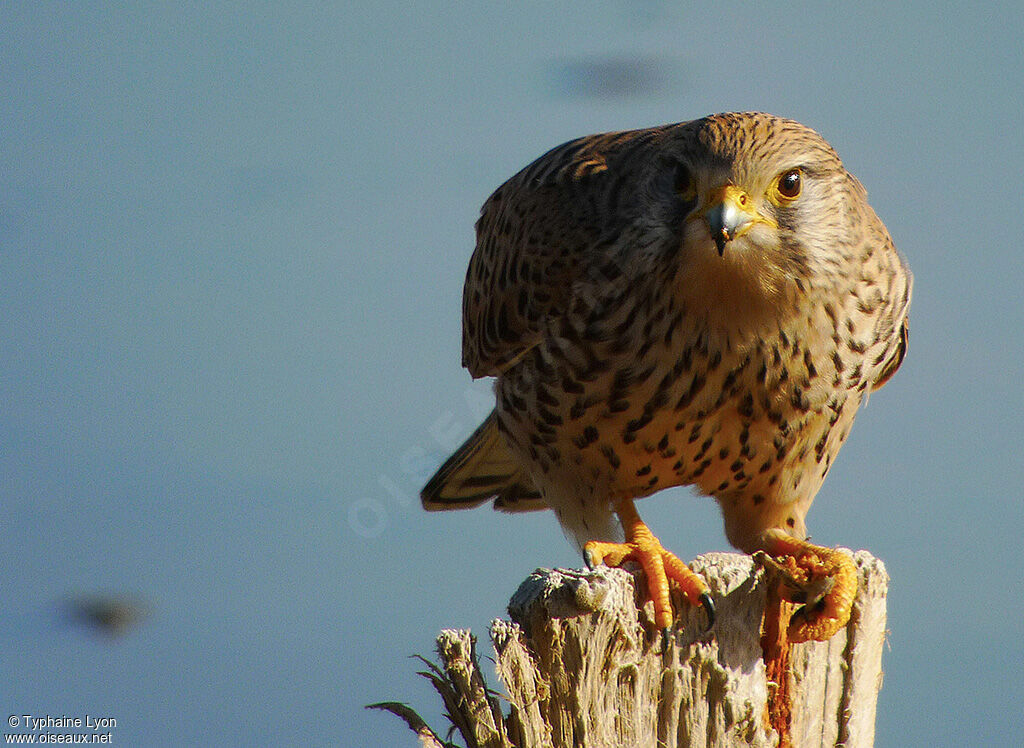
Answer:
xmin=872 ymin=316 xmax=909 ymax=390
xmin=461 ymin=127 xmax=665 ymax=377
xmin=847 ymin=174 xmax=912 ymax=392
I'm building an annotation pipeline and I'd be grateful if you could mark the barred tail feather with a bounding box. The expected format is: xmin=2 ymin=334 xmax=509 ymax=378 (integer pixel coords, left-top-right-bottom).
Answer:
xmin=421 ymin=411 xmax=545 ymax=512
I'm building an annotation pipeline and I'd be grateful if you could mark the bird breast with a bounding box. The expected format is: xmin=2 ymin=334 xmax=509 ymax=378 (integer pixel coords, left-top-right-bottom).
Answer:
xmin=495 ymin=277 xmax=871 ymax=518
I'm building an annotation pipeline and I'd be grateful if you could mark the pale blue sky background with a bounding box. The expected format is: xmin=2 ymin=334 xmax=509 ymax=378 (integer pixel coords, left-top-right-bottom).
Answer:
xmin=2 ymin=3 xmax=1022 ymax=746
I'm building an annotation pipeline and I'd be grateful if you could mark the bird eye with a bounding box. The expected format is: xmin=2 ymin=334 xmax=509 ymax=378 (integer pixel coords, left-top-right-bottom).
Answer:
xmin=673 ymin=161 xmax=696 ymax=202
xmin=776 ymin=169 xmax=802 ymax=200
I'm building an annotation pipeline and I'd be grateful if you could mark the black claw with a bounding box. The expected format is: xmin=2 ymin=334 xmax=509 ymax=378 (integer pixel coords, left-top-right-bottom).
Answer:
xmin=661 ymin=627 xmax=672 ymax=652
xmin=699 ymin=592 xmax=716 ymax=632
xmin=790 ymin=605 xmax=809 ymax=629
xmin=583 ymin=549 xmax=596 ymax=571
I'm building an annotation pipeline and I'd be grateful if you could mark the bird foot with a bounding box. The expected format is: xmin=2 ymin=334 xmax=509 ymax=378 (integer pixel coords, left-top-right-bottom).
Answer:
xmin=755 ymin=535 xmax=858 ymax=643
xmin=584 ymin=524 xmax=713 ymax=635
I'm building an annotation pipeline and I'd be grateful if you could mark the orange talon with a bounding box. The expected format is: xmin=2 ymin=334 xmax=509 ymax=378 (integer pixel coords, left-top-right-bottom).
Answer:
xmin=584 ymin=498 xmax=713 ymax=633
xmin=760 ymin=531 xmax=858 ymax=643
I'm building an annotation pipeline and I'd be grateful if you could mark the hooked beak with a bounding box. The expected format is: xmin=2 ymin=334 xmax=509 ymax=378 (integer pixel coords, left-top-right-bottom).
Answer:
xmin=703 ymin=185 xmax=774 ymax=256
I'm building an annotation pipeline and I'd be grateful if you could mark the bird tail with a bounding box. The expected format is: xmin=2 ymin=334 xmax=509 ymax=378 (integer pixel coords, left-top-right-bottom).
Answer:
xmin=421 ymin=411 xmax=546 ymax=512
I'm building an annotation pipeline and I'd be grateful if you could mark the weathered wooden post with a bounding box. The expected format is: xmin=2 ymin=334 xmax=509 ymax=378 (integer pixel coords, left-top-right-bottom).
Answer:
xmin=373 ymin=551 xmax=887 ymax=747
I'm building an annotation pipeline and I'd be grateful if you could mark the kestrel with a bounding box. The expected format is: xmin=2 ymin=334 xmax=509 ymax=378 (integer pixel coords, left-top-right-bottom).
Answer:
xmin=422 ymin=112 xmax=911 ymax=643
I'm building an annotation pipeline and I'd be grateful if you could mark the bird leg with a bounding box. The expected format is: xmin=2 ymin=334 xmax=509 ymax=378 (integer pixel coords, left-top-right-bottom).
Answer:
xmin=757 ymin=530 xmax=858 ymax=643
xmin=584 ymin=497 xmax=714 ymax=636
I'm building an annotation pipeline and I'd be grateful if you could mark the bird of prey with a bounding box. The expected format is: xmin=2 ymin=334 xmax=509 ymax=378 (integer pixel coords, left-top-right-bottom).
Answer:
xmin=422 ymin=112 xmax=911 ymax=643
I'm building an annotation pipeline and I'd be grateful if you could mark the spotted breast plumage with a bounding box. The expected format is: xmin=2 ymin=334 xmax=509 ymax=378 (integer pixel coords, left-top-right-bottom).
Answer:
xmin=422 ymin=112 xmax=911 ymax=642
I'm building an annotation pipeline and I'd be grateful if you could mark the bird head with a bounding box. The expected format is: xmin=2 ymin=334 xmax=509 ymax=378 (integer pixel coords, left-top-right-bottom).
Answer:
xmin=642 ymin=112 xmax=858 ymax=324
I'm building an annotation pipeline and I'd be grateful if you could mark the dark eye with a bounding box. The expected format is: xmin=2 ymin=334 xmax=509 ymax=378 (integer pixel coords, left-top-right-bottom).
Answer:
xmin=673 ymin=161 xmax=696 ymax=202
xmin=776 ymin=168 xmax=802 ymax=199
